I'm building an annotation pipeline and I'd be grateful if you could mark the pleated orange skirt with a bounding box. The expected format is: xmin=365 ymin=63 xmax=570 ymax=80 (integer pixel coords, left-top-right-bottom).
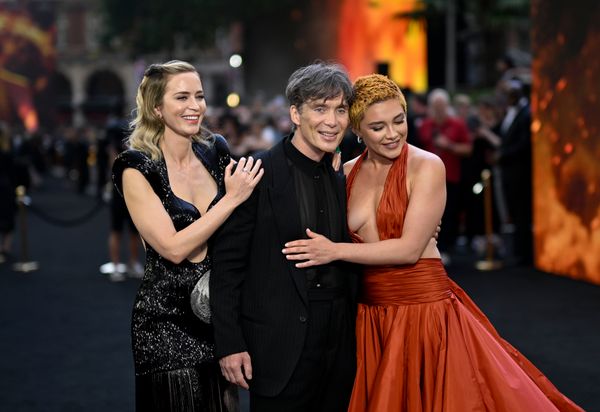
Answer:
xmin=347 ymin=258 xmax=583 ymax=412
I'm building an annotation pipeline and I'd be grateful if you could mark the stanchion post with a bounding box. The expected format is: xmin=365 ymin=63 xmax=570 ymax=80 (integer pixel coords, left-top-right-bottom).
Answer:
xmin=475 ymin=169 xmax=502 ymax=271
xmin=13 ymin=185 xmax=39 ymax=273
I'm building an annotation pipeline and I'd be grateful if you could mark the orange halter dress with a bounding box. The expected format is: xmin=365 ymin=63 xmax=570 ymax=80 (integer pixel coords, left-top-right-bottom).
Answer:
xmin=345 ymin=144 xmax=582 ymax=412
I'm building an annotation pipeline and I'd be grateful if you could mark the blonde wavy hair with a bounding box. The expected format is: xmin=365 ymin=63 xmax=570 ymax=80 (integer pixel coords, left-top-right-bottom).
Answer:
xmin=127 ymin=60 xmax=212 ymax=161
xmin=349 ymin=74 xmax=407 ymax=131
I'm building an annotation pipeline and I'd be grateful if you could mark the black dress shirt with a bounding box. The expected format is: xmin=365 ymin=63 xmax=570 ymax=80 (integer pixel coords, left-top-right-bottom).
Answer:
xmin=283 ymin=137 xmax=346 ymax=291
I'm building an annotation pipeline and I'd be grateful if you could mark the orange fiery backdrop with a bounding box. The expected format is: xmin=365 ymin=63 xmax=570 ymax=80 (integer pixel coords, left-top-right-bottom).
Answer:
xmin=0 ymin=5 xmax=55 ymax=132
xmin=532 ymin=1 xmax=600 ymax=284
xmin=336 ymin=0 xmax=427 ymax=91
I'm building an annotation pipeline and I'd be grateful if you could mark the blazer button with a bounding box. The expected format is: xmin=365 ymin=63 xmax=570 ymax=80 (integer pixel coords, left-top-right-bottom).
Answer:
xmin=299 ymin=316 xmax=307 ymax=323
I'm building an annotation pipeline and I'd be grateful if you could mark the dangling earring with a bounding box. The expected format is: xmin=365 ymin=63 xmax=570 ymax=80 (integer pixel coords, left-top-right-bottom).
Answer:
xmin=357 ymin=135 xmax=362 ymax=144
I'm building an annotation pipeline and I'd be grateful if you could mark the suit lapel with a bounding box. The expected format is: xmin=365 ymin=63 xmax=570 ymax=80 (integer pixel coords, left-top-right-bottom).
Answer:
xmin=267 ymin=142 xmax=308 ymax=307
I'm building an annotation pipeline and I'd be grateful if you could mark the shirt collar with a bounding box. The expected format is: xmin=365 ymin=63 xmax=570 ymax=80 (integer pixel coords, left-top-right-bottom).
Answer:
xmin=283 ymin=134 xmax=331 ymax=175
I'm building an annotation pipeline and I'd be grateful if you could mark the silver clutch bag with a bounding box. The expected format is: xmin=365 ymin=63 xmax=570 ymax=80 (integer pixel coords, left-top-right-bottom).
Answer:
xmin=191 ymin=269 xmax=211 ymax=324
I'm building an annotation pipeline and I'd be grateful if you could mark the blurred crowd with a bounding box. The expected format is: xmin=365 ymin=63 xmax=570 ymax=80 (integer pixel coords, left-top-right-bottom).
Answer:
xmin=404 ymin=76 xmax=532 ymax=267
xmin=0 ymin=56 xmax=532 ymax=271
xmin=0 ymin=94 xmax=297 ymax=275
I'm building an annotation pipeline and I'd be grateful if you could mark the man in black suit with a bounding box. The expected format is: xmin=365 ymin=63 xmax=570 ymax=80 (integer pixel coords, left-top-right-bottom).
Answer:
xmin=211 ymin=63 xmax=357 ymax=411
xmin=497 ymin=80 xmax=533 ymax=265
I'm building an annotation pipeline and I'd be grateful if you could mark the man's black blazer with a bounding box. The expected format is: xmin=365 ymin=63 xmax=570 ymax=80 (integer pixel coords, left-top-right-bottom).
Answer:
xmin=210 ymin=138 xmax=358 ymax=396
xmin=498 ymin=102 xmax=532 ymax=180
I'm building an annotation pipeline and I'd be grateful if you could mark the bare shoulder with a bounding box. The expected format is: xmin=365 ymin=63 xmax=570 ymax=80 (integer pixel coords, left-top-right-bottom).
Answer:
xmin=408 ymin=144 xmax=444 ymax=170
xmin=343 ymin=155 xmax=361 ymax=176
xmin=123 ymin=166 xmax=148 ymax=183
xmin=407 ymin=145 xmax=445 ymax=181
xmin=122 ymin=167 xmax=154 ymax=194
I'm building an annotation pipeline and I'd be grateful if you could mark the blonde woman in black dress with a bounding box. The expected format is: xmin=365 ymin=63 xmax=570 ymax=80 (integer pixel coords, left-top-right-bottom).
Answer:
xmin=112 ymin=60 xmax=263 ymax=411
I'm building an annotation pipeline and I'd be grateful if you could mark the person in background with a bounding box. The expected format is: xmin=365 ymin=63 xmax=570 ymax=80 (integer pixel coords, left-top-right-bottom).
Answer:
xmin=96 ymin=122 xmax=110 ymax=199
xmin=237 ymin=117 xmax=272 ymax=157
xmin=62 ymin=127 xmax=90 ymax=194
xmin=406 ymin=92 xmax=428 ymax=148
xmin=259 ymin=115 xmax=281 ymax=146
xmin=102 ymin=108 xmax=144 ymax=281
xmin=453 ymin=93 xmax=480 ymax=136
xmin=76 ymin=127 xmax=92 ymax=194
xmin=497 ymin=80 xmax=533 ymax=265
xmin=0 ymin=123 xmax=17 ymax=263
xmin=217 ymin=112 xmax=246 ymax=158
xmin=419 ymin=89 xmax=472 ymax=264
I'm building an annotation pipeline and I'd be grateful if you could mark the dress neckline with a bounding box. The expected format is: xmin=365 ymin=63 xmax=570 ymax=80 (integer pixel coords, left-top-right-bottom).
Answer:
xmin=346 ymin=143 xmax=409 ymax=242
xmin=161 ymin=142 xmax=220 ymax=216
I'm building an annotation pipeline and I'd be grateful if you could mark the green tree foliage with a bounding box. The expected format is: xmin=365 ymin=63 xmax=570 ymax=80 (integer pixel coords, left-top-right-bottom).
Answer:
xmin=394 ymin=0 xmax=530 ymax=87
xmin=100 ymin=0 xmax=296 ymax=54
xmin=394 ymin=0 xmax=529 ymax=26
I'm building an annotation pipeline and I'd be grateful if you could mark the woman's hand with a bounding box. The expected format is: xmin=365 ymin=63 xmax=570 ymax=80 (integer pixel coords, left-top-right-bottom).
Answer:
xmin=282 ymin=229 xmax=338 ymax=268
xmin=331 ymin=150 xmax=342 ymax=171
xmin=434 ymin=220 xmax=441 ymax=241
xmin=224 ymin=156 xmax=264 ymax=206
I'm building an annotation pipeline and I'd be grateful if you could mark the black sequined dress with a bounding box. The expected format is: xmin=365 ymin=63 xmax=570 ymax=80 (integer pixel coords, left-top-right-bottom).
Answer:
xmin=112 ymin=136 xmax=238 ymax=412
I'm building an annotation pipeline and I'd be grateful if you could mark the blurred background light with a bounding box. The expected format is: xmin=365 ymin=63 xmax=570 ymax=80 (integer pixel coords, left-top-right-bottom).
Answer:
xmin=229 ymin=54 xmax=243 ymax=68
xmin=226 ymin=92 xmax=240 ymax=108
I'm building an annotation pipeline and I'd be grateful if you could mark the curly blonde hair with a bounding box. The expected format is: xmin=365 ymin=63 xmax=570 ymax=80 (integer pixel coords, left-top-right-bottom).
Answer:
xmin=127 ymin=60 xmax=212 ymax=161
xmin=349 ymin=74 xmax=407 ymax=130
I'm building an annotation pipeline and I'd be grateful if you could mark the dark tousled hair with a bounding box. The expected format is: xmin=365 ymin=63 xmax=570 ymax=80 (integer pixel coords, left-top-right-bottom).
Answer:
xmin=285 ymin=62 xmax=353 ymax=110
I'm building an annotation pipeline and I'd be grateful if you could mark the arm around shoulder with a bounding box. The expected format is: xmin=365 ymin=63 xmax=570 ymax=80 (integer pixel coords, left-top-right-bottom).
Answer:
xmin=285 ymin=151 xmax=446 ymax=267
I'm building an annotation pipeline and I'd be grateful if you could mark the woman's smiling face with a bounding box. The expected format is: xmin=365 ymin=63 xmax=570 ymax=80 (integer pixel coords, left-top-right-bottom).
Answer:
xmin=157 ymin=71 xmax=206 ymax=139
xmin=356 ymin=98 xmax=408 ymax=161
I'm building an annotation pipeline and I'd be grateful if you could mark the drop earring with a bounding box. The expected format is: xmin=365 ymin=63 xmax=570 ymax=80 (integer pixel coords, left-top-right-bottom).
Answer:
xmin=357 ymin=135 xmax=362 ymax=144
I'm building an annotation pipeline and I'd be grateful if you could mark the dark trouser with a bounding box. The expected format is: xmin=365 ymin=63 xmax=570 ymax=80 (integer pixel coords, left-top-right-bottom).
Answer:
xmin=250 ymin=290 xmax=356 ymax=412
xmin=503 ymin=171 xmax=533 ymax=264
xmin=111 ymin=186 xmax=138 ymax=233
xmin=439 ymin=182 xmax=461 ymax=252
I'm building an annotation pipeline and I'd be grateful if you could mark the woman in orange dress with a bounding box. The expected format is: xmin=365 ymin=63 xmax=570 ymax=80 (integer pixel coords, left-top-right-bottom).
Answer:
xmin=282 ymin=74 xmax=583 ymax=411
